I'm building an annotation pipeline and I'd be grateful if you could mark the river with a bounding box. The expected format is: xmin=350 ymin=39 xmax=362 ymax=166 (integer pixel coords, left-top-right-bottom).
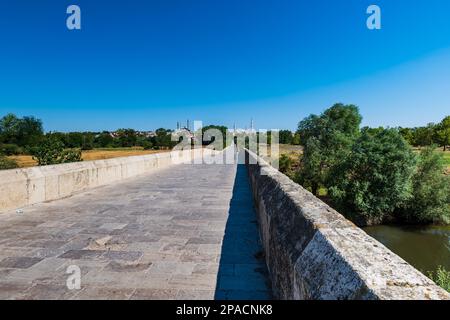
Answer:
xmin=364 ymin=225 xmax=450 ymax=273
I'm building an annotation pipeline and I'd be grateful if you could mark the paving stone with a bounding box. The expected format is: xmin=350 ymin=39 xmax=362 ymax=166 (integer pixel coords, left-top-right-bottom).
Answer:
xmin=58 ymin=250 xmax=105 ymax=260
xmin=104 ymin=261 xmax=152 ymax=273
xmin=0 ymin=257 xmax=43 ymax=269
xmin=131 ymin=288 xmax=179 ymax=300
xmin=0 ymin=282 xmax=32 ymax=299
xmin=102 ymin=250 xmax=142 ymax=262
xmin=73 ymin=287 xmax=135 ymax=300
xmin=0 ymin=159 xmax=271 ymax=299
xmin=99 ymin=223 xmax=128 ymax=231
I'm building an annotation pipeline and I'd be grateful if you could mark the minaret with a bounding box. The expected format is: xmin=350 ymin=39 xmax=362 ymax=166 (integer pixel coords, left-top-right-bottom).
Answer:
xmin=187 ymin=120 xmax=190 ymax=131
xmin=250 ymin=118 xmax=254 ymax=132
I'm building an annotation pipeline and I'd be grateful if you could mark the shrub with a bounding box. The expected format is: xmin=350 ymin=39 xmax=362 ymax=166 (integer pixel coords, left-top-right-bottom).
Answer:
xmin=29 ymin=137 xmax=82 ymax=166
xmin=0 ymin=155 xmax=18 ymax=170
xmin=0 ymin=143 xmax=23 ymax=155
xmin=279 ymin=154 xmax=292 ymax=175
xmin=328 ymin=129 xmax=416 ymax=224
xmin=401 ymin=147 xmax=450 ymax=224
xmin=141 ymin=140 xmax=153 ymax=150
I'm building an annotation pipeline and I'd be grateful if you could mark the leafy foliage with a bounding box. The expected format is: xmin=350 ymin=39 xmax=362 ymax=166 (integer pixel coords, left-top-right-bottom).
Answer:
xmin=0 ymin=113 xmax=43 ymax=147
xmin=401 ymin=147 xmax=450 ymax=224
xmin=278 ymin=154 xmax=292 ymax=176
xmin=435 ymin=116 xmax=450 ymax=151
xmin=291 ymin=132 xmax=301 ymax=145
xmin=0 ymin=143 xmax=23 ymax=156
xmin=327 ymin=129 xmax=416 ymax=223
xmin=279 ymin=130 xmax=293 ymax=144
xmin=29 ymin=137 xmax=82 ymax=166
xmin=153 ymin=128 xmax=177 ymax=149
xmin=296 ymin=103 xmax=362 ymax=195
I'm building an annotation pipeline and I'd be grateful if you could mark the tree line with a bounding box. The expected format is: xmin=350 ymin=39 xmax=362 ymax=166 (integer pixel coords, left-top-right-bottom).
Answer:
xmin=272 ymin=117 xmax=450 ymax=150
xmin=0 ymin=113 xmax=178 ymax=168
xmin=281 ymin=104 xmax=449 ymax=226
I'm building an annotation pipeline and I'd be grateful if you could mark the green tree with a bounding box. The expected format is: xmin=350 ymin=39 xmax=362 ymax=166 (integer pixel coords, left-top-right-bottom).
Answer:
xmin=94 ymin=131 xmax=114 ymax=148
xmin=279 ymin=130 xmax=293 ymax=144
xmin=80 ymin=133 xmax=95 ymax=150
xmin=136 ymin=136 xmax=153 ymax=150
xmin=401 ymin=147 xmax=450 ymax=224
xmin=279 ymin=154 xmax=292 ymax=176
xmin=0 ymin=114 xmax=43 ymax=147
xmin=0 ymin=113 xmax=21 ymax=144
xmin=295 ymin=137 xmax=323 ymax=195
xmin=291 ymin=132 xmax=301 ymax=145
xmin=399 ymin=127 xmax=414 ymax=146
xmin=328 ymin=129 xmax=416 ymax=225
xmin=412 ymin=123 xmax=436 ymax=147
xmin=297 ymin=103 xmax=362 ymax=195
xmin=152 ymin=128 xmax=176 ymax=149
xmin=0 ymin=144 xmax=23 ymax=155
xmin=435 ymin=116 xmax=450 ymax=151
xmin=202 ymin=125 xmax=228 ymax=149
xmin=64 ymin=132 xmax=83 ymax=148
xmin=29 ymin=137 xmax=82 ymax=166
xmin=361 ymin=126 xmax=384 ymax=136
xmin=115 ymin=129 xmax=138 ymax=147
xmin=17 ymin=116 xmax=44 ymax=147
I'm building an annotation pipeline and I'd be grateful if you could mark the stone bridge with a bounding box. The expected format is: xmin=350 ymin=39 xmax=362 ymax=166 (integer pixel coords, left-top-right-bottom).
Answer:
xmin=0 ymin=149 xmax=448 ymax=300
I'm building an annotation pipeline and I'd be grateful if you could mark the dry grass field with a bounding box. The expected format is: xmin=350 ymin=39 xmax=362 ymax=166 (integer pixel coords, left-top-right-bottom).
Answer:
xmin=8 ymin=148 xmax=169 ymax=168
xmin=278 ymin=144 xmax=303 ymax=161
xmin=442 ymin=151 xmax=450 ymax=174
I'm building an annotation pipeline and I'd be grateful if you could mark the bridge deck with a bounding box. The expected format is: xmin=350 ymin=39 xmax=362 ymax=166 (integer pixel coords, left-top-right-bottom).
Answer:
xmin=0 ymin=161 xmax=271 ymax=299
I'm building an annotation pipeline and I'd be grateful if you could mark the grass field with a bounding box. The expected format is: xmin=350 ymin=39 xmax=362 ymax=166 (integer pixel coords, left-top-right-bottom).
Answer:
xmin=260 ymin=144 xmax=303 ymax=159
xmin=443 ymin=151 xmax=450 ymax=166
xmin=8 ymin=148 xmax=169 ymax=168
xmin=442 ymin=151 xmax=450 ymax=174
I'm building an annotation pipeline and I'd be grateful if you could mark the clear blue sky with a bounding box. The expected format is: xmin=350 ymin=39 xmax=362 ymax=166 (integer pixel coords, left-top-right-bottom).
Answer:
xmin=0 ymin=0 xmax=449 ymax=132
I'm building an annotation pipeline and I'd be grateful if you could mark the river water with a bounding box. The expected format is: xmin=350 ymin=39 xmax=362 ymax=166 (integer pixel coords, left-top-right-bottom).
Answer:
xmin=364 ymin=225 xmax=450 ymax=273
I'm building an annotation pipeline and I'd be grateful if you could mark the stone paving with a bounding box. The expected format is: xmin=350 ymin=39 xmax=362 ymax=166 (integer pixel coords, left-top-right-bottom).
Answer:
xmin=0 ymin=159 xmax=272 ymax=299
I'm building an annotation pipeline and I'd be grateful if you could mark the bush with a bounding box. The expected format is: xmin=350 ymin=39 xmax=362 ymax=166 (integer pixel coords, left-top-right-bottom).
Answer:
xmin=0 ymin=155 xmax=18 ymax=170
xmin=279 ymin=154 xmax=292 ymax=175
xmin=29 ymin=137 xmax=82 ymax=166
xmin=401 ymin=147 xmax=450 ymax=224
xmin=428 ymin=266 xmax=450 ymax=293
xmin=297 ymin=137 xmax=323 ymax=195
xmin=141 ymin=140 xmax=153 ymax=150
xmin=328 ymin=129 xmax=416 ymax=225
xmin=0 ymin=143 xmax=23 ymax=155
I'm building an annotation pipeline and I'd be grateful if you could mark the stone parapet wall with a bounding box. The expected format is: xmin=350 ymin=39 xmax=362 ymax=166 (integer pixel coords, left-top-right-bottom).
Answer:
xmin=0 ymin=149 xmax=217 ymax=213
xmin=244 ymin=149 xmax=449 ymax=300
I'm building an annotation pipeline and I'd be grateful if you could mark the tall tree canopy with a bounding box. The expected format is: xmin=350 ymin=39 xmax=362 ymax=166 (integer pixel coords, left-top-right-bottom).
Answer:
xmin=296 ymin=103 xmax=362 ymax=195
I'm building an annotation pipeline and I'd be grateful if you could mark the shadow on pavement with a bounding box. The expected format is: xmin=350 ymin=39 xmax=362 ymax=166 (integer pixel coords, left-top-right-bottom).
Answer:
xmin=214 ymin=164 xmax=272 ymax=300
